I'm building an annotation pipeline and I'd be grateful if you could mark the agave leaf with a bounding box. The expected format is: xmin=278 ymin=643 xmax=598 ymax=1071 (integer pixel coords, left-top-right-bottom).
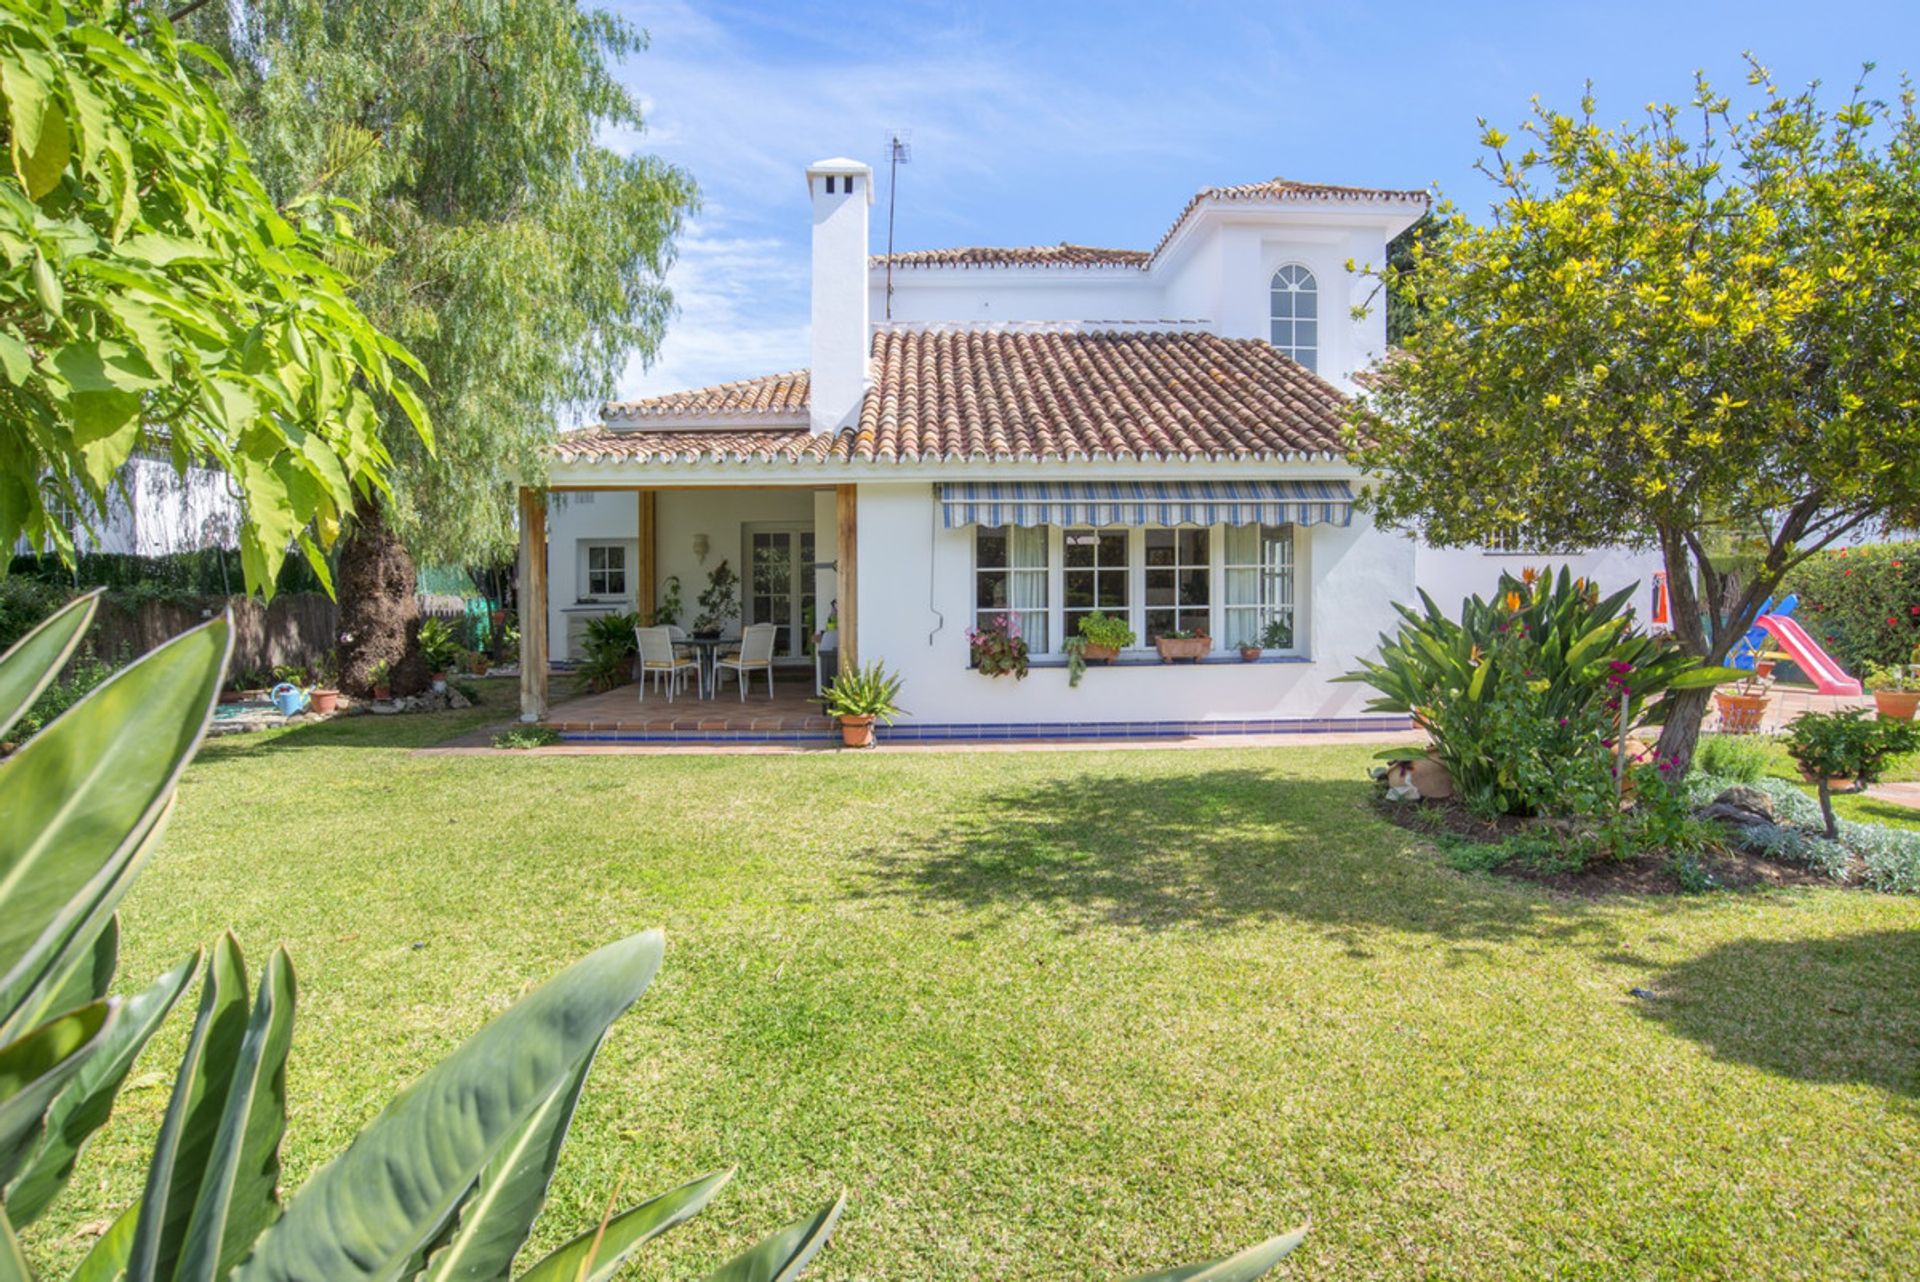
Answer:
xmin=176 ymin=946 xmax=295 ymax=1281
xmin=0 ymin=615 xmax=231 ymax=1025
xmin=0 ymin=807 xmax=173 ymax=1049
xmin=512 ymin=1167 xmax=735 ymax=1282
xmin=420 ymin=1042 xmax=602 ymax=1281
xmin=0 ymin=590 xmax=98 ymax=741
xmin=0 ymin=1000 xmax=115 ymax=1188
xmin=1122 ymin=1227 xmax=1308 ymax=1281
xmin=1667 ymin=665 xmax=1746 ymax=691
xmin=1 ymin=1202 xmax=29 ymax=1282
xmin=68 ymin=1197 xmax=142 ymax=1282
xmin=35 ymin=915 xmax=119 ymax=1039
xmin=130 ymin=934 xmax=252 ymax=1282
xmin=232 ymin=932 xmax=665 ymax=1282
xmin=5 ymin=952 xmax=198 ymax=1226
xmin=702 ymin=1193 xmax=845 ymax=1282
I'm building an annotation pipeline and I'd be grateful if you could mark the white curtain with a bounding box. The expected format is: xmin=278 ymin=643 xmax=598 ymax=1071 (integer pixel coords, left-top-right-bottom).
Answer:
xmin=1009 ymin=525 xmax=1049 ymax=652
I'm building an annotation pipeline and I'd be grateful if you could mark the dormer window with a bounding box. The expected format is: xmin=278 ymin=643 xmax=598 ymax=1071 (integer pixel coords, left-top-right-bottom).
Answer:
xmin=1270 ymin=264 xmax=1318 ymax=373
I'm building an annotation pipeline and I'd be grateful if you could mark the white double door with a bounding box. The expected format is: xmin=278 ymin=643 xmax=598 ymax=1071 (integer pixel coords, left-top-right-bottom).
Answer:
xmin=742 ymin=523 xmax=815 ymax=661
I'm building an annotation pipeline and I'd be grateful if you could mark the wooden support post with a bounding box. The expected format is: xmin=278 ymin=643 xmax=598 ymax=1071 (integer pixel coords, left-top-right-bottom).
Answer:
xmin=637 ymin=489 xmax=657 ymax=621
xmin=835 ymin=484 xmax=858 ymax=674
xmin=517 ymin=487 xmax=549 ymax=722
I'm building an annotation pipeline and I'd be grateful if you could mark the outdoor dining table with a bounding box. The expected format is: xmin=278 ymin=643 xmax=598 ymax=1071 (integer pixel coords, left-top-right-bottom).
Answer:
xmin=681 ymin=634 xmax=733 ymax=699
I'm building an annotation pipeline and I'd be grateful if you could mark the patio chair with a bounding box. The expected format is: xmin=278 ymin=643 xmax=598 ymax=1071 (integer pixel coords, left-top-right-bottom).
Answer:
xmin=635 ymin=625 xmax=699 ymax=701
xmin=714 ymin=622 xmax=778 ymax=701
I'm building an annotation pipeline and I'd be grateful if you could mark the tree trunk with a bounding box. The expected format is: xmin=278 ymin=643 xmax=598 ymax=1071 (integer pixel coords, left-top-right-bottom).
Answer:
xmin=1654 ymin=527 xmax=1715 ymax=774
xmin=335 ymin=497 xmax=424 ymax=696
xmin=1816 ymin=776 xmax=1839 ymax=840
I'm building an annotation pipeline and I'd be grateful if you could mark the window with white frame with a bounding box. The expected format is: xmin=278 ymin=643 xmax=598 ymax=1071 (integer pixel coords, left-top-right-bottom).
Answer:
xmin=1270 ymin=264 xmax=1318 ymax=372
xmin=583 ymin=543 xmax=627 ymax=597
xmin=975 ymin=525 xmax=1049 ymax=652
xmin=1063 ymin=527 xmax=1129 ymax=640
xmin=1223 ymin=524 xmax=1296 ymax=650
xmin=1144 ymin=528 xmax=1210 ymax=642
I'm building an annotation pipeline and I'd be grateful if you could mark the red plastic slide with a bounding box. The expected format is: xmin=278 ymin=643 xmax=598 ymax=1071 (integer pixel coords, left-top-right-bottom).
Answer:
xmin=1755 ymin=614 xmax=1863 ymax=695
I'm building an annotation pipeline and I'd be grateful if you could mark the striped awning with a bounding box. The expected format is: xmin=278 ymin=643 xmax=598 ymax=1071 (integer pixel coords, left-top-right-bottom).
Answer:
xmin=939 ymin=480 xmax=1354 ymax=529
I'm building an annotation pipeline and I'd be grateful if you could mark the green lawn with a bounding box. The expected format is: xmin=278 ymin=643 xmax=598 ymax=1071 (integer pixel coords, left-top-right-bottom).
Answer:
xmin=23 ymin=699 xmax=1920 ymax=1280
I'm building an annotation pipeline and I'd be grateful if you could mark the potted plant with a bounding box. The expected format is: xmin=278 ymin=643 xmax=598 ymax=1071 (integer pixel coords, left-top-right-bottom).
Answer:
xmin=309 ymin=653 xmax=341 ymax=716
xmin=467 ymin=647 xmax=491 ymax=677
xmin=1865 ymin=661 xmax=1920 ymax=720
xmin=1239 ymin=616 xmax=1293 ymax=662
xmin=369 ymin=659 xmax=393 ymax=702
xmin=1712 ymin=671 xmax=1772 ymax=734
xmin=418 ymin=617 xmax=459 ymax=691
xmin=967 ymin=613 xmax=1030 ymax=679
xmin=692 ymin=561 xmax=741 ymax=638
xmin=821 ymin=661 xmax=906 ymax=748
xmin=1155 ymin=626 xmax=1211 ymax=663
xmin=649 ymin=575 xmax=683 ymax=628
xmin=1076 ymin=611 xmax=1134 ymax=662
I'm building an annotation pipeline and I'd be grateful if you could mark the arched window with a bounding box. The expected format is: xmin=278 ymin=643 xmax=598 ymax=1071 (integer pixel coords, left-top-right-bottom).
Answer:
xmin=1269 ymin=264 xmax=1318 ymax=372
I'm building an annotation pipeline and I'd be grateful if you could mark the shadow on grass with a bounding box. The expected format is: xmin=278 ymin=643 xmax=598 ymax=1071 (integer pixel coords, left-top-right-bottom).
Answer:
xmin=847 ymin=765 xmax=1653 ymax=945
xmin=1637 ymin=930 xmax=1920 ymax=1098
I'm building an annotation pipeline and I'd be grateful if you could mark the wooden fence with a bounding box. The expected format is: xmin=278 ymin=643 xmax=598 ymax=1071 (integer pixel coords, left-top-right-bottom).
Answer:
xmin=88 ymin=593 xmax=339 ymax=677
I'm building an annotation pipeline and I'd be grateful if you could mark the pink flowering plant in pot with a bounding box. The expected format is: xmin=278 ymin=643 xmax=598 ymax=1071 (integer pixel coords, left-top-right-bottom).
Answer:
xmin=968 ymin=613 xmax=1030 ymax=679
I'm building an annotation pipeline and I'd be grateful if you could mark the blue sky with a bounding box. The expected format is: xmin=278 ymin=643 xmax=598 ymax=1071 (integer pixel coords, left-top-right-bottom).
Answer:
xmin=607 ymin=0 xmax=1919 ymax=401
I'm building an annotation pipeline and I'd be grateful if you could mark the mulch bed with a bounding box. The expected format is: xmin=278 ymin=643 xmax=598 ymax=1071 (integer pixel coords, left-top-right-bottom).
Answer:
xmin=1375 ymin=796 xmax=1833 ymax=897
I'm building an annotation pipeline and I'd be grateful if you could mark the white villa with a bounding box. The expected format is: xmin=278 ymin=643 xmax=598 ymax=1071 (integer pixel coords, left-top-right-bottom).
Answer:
xmin=519 ymin=158 xmax=1659 ymax=738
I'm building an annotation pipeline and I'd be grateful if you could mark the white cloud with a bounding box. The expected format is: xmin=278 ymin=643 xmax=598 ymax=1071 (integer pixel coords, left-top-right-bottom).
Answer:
xmin=603 ymin=0 xmax=1265 ymax=402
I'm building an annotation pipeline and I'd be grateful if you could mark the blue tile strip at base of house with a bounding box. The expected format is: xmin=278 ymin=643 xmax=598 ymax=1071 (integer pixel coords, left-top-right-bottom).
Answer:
xmin=558 ymin=715 xmax=1415 ymax=745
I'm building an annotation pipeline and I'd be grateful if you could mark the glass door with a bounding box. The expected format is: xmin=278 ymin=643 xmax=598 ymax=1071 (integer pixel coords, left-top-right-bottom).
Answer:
xmin=745 ymin=526 xmax=815 ymax=660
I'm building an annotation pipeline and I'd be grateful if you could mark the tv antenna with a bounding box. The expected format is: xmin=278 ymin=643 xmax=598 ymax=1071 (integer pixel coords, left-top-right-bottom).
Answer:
xmin=884 ymin=131 xmax=911 ymax=319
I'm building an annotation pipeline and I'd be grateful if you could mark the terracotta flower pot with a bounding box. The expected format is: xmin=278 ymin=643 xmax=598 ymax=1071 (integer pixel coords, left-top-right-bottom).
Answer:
xmin=430 ymin=672 xmax=449 ymax=692
xmin=1239 ymin=646 xmax=1262 ymax=662
xmin=1873 ymin=689 xmax=1920 ymax=721
xmin=310 ymin=688 xmax=341 ymax=715
xmin=469 ymin=656 xmax=490 ymax=676
xmin=1081 ymin=642 xmax=1121 ymax=663
xmin=372 ymin=684 xmax=392 ymax=702
xmin=1714 ymin=691 xmax=1770 ymax=734
xmin=1754 ymin=658 xmax=1777 ymax=680
xmin=1155 ymin=636 xmax=1211 ymax=663
xmin=839 ymin=714 xmax=877 ymax=748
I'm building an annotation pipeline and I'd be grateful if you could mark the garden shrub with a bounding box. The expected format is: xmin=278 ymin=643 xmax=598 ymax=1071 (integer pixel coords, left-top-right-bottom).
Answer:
xmin=1782 ymin=708 xmax=1920 ymax=837
xmin=1343 ymin=566 xmax=1734 ymax=818
xmin=1693 ymin=733 xmax=1773 ymax=782
xmin=1787 ymin=541 xmax=1920 ymax=674
xmin=0 ymin=574 xmax=72 ymax=651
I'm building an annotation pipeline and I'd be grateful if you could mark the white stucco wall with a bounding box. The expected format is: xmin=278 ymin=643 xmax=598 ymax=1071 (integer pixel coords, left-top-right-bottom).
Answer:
xmin=852 ymin=480 xmax=1416 ymax=726
xmin=1415 ymin=544 xmax=1668 ymax=623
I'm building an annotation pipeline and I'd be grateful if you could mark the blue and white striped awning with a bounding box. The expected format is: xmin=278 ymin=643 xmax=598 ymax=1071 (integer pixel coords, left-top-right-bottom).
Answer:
xmin=939 ymin=480 xmax=1354 ymax=528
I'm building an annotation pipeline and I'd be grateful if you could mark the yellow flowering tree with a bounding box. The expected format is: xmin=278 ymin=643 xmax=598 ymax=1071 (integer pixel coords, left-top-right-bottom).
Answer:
xmin=1350 ymin=61 xmax=1920 ymax=768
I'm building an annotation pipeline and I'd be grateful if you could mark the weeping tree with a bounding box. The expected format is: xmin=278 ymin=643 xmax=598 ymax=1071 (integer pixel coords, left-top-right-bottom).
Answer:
xmin=181 ymin=0 xmax=696 ymax=693
xmin=1349 ymin=60 xmax=1920 ymax=771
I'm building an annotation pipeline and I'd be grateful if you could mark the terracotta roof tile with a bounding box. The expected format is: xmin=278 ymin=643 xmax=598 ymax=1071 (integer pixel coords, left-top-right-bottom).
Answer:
xmin=553 ymin=426 xmax=833 ymax=464
xmin=1151 ymin=176 xmax=1429 ymax=259
xmin=873 ymin=244 xmax=1149 ymax=270
xmin=851 ymin=327 xmax=1348 ymax=462
xmin=559 ymin=328 xmax=1351 ymax=468
xmin=603 ymin=370 xmax=808 ymax=420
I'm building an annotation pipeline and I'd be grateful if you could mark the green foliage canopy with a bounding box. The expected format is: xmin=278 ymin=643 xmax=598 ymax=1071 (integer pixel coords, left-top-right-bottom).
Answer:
xmin=1350 ymin=63 xmax=1920 ymax=685
xmin=0 ymin=0 xmax=430 ymax=592
xmin=185 ymin=0 xmax=697 ymax=565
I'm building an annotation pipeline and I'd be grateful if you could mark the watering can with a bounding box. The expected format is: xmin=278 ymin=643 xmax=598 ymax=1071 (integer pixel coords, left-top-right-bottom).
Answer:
xmin=269 ymin=683 xmax=310 ymax=716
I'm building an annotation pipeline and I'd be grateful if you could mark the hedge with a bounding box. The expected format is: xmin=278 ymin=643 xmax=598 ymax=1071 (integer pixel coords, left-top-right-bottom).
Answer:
xmin=1786 ymin=541 xmax=1920 ymax=674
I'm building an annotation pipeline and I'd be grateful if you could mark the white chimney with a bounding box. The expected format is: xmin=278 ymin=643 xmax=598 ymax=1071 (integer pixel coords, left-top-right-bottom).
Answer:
xmin=806 ymin=157 xmax=872 ymax=435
